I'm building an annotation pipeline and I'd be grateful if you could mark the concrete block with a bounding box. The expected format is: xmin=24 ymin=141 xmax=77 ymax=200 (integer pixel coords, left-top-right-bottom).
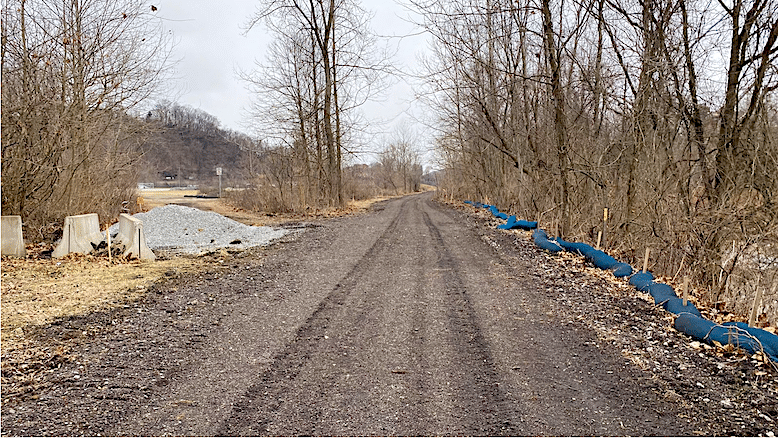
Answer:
xmin=52 ymin=213 xmax=104 ymax=258
xmin=1 ymin=215 xmax=26 ymax=257
xmin=114 ymin=213 xmax=156 ymax=260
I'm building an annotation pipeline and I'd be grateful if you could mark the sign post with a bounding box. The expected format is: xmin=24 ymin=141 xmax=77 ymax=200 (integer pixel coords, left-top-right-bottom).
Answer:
xmin=216 ymin=167 xmax=222 ymax=198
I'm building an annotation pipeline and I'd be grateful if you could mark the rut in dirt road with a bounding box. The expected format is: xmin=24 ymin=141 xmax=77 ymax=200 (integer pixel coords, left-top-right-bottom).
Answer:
xmin=212 ymin=193 xmax=685 ymax=436
xmin=218 ymin=196 xmax=522 ymax=436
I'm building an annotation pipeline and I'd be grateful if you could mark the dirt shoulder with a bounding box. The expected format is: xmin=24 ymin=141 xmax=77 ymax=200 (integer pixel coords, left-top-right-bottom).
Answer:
xmin=1 ymin=193 xmax=776 ymax=436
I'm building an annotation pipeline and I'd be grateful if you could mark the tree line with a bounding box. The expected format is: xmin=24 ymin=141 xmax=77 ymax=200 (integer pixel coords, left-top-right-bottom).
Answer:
xmin=414 ymin=0 xmax=777 ymax=314
xmin=224 ymin=124 xmax=424 ymax=214
xmin=1 ymin=0 xmax=421 ymax=241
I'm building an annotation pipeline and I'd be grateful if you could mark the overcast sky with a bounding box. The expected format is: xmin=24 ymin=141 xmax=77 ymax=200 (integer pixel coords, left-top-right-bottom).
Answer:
xmin=153 ymin=0 xmax=432 ymax=165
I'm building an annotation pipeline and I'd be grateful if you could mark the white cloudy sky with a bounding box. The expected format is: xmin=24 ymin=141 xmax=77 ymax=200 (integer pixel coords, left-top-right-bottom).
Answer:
xmin=153 ymin=0 xmax=433 ymax=165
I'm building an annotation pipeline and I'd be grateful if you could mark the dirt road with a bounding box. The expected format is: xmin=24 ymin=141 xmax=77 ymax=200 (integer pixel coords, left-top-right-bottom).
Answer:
xmin=2 ymin=193 xmax=776 ymax=436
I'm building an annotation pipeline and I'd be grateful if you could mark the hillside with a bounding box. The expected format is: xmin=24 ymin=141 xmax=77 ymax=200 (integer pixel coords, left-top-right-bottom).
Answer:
xmin=138 ymin=102 xmax=251 ymax=187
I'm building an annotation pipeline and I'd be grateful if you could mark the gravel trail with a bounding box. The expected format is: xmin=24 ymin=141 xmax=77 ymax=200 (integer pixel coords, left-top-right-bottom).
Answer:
xmin=2 ymin=192 xmax=776 ymax=436
xmin=213 ymin=193 xmax=684 ymax=436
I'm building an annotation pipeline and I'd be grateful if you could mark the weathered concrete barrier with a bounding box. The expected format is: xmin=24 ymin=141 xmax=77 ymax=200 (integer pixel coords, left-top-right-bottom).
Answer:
xmin=1 ymin=215 xmax=26 ymax=257
xmin=52 ymin=213 xmax=104 ymax=258
xmin=114 ymin=213 xmax=155 ymax=260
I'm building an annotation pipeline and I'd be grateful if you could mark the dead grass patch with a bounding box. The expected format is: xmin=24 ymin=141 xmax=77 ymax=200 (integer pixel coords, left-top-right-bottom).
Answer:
xmin=138 ymin=187 xmax=398 ymax=227
xmin=1 ymin=253 xmax=204 ymax=353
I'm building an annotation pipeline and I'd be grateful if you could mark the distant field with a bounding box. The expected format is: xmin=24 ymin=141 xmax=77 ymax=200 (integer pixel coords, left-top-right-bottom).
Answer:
xmin=138 ymin=188 xmax=210 ymax=210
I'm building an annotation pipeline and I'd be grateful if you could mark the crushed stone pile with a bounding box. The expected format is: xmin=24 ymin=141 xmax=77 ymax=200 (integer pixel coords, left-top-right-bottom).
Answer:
xmin=111 ymin=204 xmax=290 ymax=254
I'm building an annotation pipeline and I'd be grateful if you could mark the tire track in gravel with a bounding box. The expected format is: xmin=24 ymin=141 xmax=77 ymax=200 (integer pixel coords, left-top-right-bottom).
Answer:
xmin=216 ymin=197 xmax=412 ymax=435
xmin=419 ymin=205 xmax=524 ymax=435
xmin=217 ymin=194 xmax=526 ymax=436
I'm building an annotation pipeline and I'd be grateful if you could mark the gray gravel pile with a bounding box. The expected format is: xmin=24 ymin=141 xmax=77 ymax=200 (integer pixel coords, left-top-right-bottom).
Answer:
xmin=112 ymin=204 xmax=290 ymax=254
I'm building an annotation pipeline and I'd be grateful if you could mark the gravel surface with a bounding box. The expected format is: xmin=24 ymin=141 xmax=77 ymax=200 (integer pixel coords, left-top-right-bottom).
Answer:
xmin=3 ymin=193 xmax=776 ymax=436
xmin=112 ymin=205 xmax=290 ymax=254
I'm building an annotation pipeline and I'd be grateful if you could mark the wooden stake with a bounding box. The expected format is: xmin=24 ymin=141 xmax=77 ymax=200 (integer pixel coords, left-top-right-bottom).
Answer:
xmin=749 ymin=287 xmax=766 ymax=327
xmin=596 ymin=231 xmax=602 ymax=250
xmin=642 ymin=247 xmax=650 ymax=273
xmin=601 ymin=207 xmax=609 ymax=249
xmin=682 ymin=277 xmax=689 ymax=306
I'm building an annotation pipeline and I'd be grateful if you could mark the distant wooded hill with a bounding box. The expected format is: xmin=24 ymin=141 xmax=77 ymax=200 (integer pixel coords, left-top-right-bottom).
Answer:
xmin=138 ymin=102 xmax=250 ymax=186
xmin=139 ymin=102 xmax=435 ymax=194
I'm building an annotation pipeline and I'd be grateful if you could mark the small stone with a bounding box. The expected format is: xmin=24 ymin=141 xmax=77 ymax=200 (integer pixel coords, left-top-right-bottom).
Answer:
xmin=721 ymin=399 xmax=734 ymax=409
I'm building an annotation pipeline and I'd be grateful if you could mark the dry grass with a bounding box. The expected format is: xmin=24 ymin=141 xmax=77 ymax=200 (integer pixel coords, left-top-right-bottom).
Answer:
xmin=139 ymin=187 xmax=399 ymax=227
xmin=137 ymin=188 xmax=211 ymax=211
xmin=222 ymin=194 xmax=399 ymax=227
xmin=1 ymin=253 xmax=205 ymax=352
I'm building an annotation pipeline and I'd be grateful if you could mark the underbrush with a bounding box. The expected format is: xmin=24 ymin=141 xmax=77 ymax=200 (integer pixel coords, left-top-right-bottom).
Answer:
xmin=224 ymin=174 xmax=422 ymax=214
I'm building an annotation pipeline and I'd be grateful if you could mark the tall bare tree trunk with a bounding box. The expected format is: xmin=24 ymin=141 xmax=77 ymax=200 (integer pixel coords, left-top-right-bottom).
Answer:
xmin=541 ymin=0 xmax=570 ymax=236
xmin=331 ymin=13 xmax=343 ymax=207
xmin=679 ymin=0 xmax=710 ymax=206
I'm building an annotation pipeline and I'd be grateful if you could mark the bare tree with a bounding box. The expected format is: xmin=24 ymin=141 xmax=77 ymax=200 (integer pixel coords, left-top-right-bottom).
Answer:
xmin=714 ymin=0 xmax=778 ymax=202
xmin=541 ymin=0 xmax=571 ymax=236
xmin=379 ymin=123 xmax=423 ymax=193
xmin=244 ymin=0 xmax=391 ymax=208
xmin=2 ymin=0 xmax=173 ymax=236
